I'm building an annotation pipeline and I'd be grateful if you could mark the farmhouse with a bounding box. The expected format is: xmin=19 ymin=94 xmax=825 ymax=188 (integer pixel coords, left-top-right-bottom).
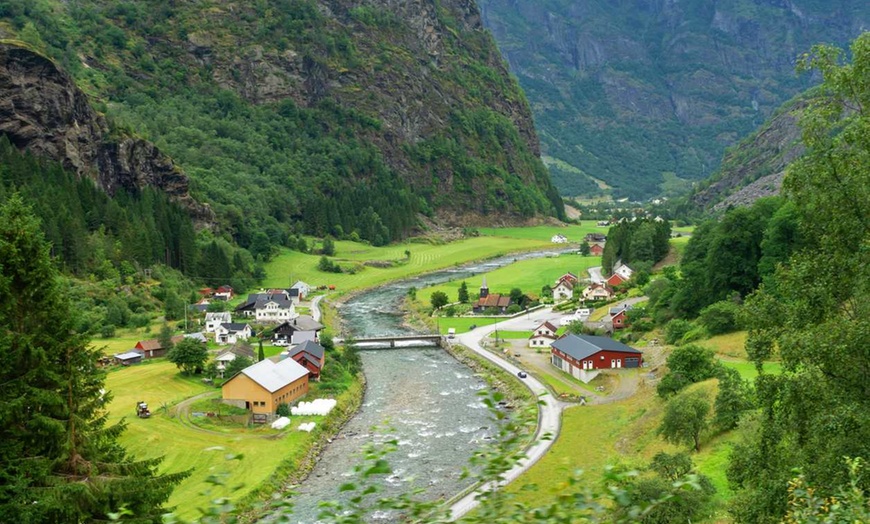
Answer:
xmin=585 ymin=233 xmax=607 ymax=243
xmin=214 ymin=344 xmax=256 ymax=376
xmin=613 ymin=261 xmax=634 ymax=280
xmin=221 ymin=358 xmax=310 ymax=414
xmin=215 ymin=323 xmax=253 ymax=345
xmin=290 ymin=281 xmax=312 ymax=299
xmin=551 ymin=234 xmax=568 ymax=243
xmin=552 ymin=279 xmax=574 ymax=301
xmin=235 ymin=290 xmax=298 ymax=323
xmin=284 ymin=340 xmax=326 ymax=380
xmin=205 ymin=312 xmax=232 ymax=333
xmin=272 ymin=315 xmax=325 ymax=346
xmin=214 ymin=285 xmax=234 ymax=300
xmin=582 ymin=283 xmax=614 ymax=301
xmin=606 ymin=272 xmax=627 ymax=287
xmin=609 ymin=305 xmax=632 ymax=330
xmin=589 ymin=243 xmax=604 ymax=256
xmin=551 ymin=335 xmax=643 ymax=378
xmin=529 ymin=321 xmax=559 ymax=348
xmin=134 ymin=335 xmax=184 ymax=358
xmin=556 ymin=272 xmax=579 ymax=285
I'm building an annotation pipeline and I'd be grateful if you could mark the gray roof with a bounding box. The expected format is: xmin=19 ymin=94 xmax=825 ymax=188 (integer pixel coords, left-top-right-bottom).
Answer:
xmin=184 ymin=332 xmax=208 ymax=343
xmin=291 ymin=281 xmax=310 ymax=290
xmin=238 ymin=358 xmax=309 ymax=392
xmin=609 ymin=305 xmax=633 ymax=316
xmin=115 ymin=350 xmax=144 ymax=360
xmin=288 ymin=288 xmax=300 ymax=297
xmin=276 ymin=315 xmax=324 ymax=332
xmin=205 ymin=312 xmax=232 ymax=322
xmin=288 ymin=340 xmax=325 ymax=361
xmin=222 ymin=323 xmax=250 ymax=332
xmin=551 ymin=334 xmax=642 ymax=361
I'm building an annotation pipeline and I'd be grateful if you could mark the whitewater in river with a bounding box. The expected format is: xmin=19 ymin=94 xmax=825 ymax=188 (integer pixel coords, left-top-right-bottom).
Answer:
xmin=276 ymin=249 xmax=565 ymax=523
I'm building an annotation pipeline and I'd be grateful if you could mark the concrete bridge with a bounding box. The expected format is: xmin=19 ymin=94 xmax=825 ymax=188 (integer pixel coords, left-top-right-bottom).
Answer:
xmin=334 ymin=334 xmax=444 ymax=349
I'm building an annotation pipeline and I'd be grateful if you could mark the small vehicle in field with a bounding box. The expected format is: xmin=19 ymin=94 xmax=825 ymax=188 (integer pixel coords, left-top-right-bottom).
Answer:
xmin=136 ymin=401 xmax=151 ymax=418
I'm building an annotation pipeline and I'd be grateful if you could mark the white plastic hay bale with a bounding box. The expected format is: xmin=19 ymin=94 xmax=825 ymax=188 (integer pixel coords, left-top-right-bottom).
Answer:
xmin=298 ymin=422 xmax=316 ymax=432
xmin=291 ymin=398 xmax=337 ymax=416
xmin=271 ymin=416 xmax=291 ymax=430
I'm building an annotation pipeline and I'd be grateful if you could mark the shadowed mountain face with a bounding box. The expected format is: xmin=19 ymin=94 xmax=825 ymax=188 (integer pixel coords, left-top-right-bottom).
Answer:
xmin=479 ymin=0 xmax=869 ymax=200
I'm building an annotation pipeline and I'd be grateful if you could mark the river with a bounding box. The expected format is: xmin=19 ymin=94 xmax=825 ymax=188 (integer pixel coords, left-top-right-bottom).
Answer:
xmin=277 ymin=249 xmax=567 ymax=523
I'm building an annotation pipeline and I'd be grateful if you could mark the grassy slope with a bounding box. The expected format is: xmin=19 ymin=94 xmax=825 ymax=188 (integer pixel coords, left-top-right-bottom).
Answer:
xmin=509 ymin=381 xmax=735 ymax=509
xmin=105 ymin=361 xmax=339 ymax=519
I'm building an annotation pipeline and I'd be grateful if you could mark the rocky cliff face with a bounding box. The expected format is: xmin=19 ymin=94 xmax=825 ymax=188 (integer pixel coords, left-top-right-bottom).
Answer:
xmin=478 ymin=0 xmax=869 ymax=199
xmin=690 ymin=98 xmax=807 ymax=211
xmin=0 ymin=43 xmax=211 ymax=222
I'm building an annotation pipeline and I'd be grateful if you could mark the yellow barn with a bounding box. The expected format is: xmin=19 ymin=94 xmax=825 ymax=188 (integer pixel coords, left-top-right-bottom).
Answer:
xmin=221 ymin=357 xmax=310 ymax=414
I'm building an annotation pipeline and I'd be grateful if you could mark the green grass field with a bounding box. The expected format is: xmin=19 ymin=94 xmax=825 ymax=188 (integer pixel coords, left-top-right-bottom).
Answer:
xmin=415 ymin=254 xmax=599 ymax=308
xmin=719 ymin=359 xmax=783 ymax=380
xmin=263 ymin=236 xmax=553 ymax=292
xmin=437 ymin=316 xmax=501 ymax=333
xmin=476 ymin=224 xmax=601 ymax=241
xmin=698 ymin=331 xmax=749 ymax=359
xmin=104 ymin=361 xmax=336 ymax=519
xmin=509 ymin=380 xmax=733 ymax=507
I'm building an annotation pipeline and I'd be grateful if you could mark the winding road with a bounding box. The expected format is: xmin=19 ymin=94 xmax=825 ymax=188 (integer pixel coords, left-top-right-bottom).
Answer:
xmin=449 ymin=308 xmax=565 ymax=520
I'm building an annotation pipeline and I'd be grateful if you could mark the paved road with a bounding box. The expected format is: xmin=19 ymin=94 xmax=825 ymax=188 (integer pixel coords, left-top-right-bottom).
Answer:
xmin=310 ymin=294 xmax=324 ymax=322
xmin=448 ymin=309 xmax=564 ymax=520
xmin=587 ymin=266 xmax=604 ymax=283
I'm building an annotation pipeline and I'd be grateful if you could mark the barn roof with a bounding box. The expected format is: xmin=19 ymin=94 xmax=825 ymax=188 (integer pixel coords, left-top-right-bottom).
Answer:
xmin=551 ymin=334 xmax=642 ymax=361
xmin=236 ymin=358 xmax=309 ymax=393
xmin=288 ymin=340 xmax=325 ymax=361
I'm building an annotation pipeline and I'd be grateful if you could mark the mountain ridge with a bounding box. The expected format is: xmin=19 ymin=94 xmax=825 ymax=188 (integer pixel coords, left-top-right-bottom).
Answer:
xmin=479 ymin=0 xmax=869 ymax=200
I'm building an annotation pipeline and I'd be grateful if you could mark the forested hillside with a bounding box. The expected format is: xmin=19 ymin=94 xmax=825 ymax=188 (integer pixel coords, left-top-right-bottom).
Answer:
xmin=479 ymin=0 xmax=869 ymax=199
xmin=0 ymin=0 xmax=564 ymax=252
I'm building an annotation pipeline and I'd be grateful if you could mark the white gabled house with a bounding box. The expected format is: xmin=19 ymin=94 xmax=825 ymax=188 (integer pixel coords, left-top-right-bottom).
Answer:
xmin=215 ymin=323 xmax=253 ymax=345
xmin=552 ymin=279 xmax=574 ymax=301
xmin=529 ymin=321 xmax=559 ymax=348
xmin=290 ymin=281 xmax=312 ymax=299
xmin=582 ymin=283 xmax=614 ymax=301
xmin=235 ymin=291 xmax=298 ymax=324
xmin=205 ymin=312 xmax=232 ymax=333
xmin=613 ymin=261 xmax=634 ymax=281
xmin=551 ymin=234 xmax=568 ymax=244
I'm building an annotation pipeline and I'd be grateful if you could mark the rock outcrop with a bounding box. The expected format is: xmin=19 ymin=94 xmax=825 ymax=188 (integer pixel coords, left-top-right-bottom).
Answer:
xmin=690 ymin=99 xmax=807 ymax=210
xmin=0 ymin=42 xmax=212 ymax=222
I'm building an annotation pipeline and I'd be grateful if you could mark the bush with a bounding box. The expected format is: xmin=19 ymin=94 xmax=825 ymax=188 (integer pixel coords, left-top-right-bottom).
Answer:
xmin=506 ymin=304 xmax=522 ymax=314
xmin=656 ymin=344 xmax=719 ymax=398
xmin=276 ymin=403 xmax=291 ymax=417
xmin=100 ymin=324 xmax=116 ymax=338
xmin=664 ymin=319 xmax=694 ymax=345
xmin=698 ymin=300 xmax=741 ymax=335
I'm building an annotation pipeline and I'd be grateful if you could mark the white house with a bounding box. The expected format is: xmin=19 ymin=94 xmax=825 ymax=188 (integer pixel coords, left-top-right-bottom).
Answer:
xmin=205 ymin=312 xmax=232 ymax=333
xmin=552 ymin=279 xmax=574 ymax=301
xmin=551 ymin=234 xmax=568 ymax=244
xmin=290 ymin=281 xmax=312 ymax=299
xmin=235 ymin=291 xmax=298 ymax=323
xmin=214 ymin=345 xmax=256 ymax=376
xmin=582 ymin=283 xmax=614 ymax=301
xmin=215 ymin=323 xmax=253 ymax=345
xmin=529 ymin=321 xmax=559 ymax=348
xmin=613 ymin=261 xmax=634 ymax=281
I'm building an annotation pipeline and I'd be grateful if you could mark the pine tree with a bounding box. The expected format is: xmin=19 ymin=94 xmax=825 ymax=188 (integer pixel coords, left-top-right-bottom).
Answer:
xmin=0 ymin=195 xmax=187 ymax=522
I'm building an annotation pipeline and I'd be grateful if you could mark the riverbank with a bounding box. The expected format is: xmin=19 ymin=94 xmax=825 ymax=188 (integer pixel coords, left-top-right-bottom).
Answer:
xmin=237 ymin=372 xmax=366 ymax=522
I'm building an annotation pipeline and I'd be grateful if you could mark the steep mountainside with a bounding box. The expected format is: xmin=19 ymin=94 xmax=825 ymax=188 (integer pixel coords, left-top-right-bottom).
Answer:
xmin=0 ymin=42 xmax=211 ymax=222
xmin=1 ymin=0 xmax=563 ymax=249
xmin=689 ymin=97 xmax=808 ymax=211
xmin=478 ymin=0 xmax=869 ymax=199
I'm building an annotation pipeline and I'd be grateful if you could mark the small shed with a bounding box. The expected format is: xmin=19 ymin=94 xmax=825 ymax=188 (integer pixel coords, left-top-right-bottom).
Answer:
xmin=114 ymin=350 xmax=144 ymax=366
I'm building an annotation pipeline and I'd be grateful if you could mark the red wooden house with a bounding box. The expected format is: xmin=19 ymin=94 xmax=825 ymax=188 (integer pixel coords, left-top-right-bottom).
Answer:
xmin=606 ymin=272 xmax=627 ymax=287
xmin=551 ymin=334 xmax=642 ymax=375
xmin=285 ymin=340 xmax=326 ymax=380
xmin=134 ymin=335 xmax=184 ymax=359
xmin=589 ymin=243 xmax=604 ymax=256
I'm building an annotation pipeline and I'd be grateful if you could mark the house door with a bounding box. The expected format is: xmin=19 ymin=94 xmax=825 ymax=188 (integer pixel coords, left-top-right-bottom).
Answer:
xmin=611 ymin=359 xmax=616 ymax=368
xmin=617 ymin=359 xmax=622 ymax=368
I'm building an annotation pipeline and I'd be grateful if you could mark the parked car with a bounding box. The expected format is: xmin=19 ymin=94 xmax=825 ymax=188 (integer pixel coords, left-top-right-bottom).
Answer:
xmin=272 ymin=339 xmax=289 ymax=347
xmin=517 ymin=371 xmax=528 ymax=379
